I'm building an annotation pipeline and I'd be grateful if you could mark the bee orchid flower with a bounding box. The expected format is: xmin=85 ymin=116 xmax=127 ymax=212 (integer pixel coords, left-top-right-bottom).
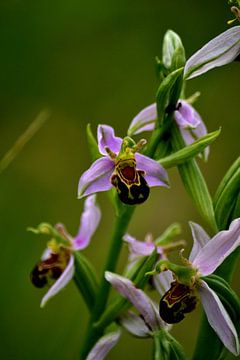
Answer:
xmin=149 ymin=218 xmax=240 ymax=356
xmin=30 ymin=195 xmax=101 ymax=307
xmin=78 ymin=125 xmax=169 ymax=205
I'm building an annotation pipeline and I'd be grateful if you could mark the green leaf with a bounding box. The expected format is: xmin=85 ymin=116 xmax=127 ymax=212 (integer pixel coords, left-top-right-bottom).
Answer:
xmin=214 ymin=156 xmax=240 ymax=230
xmin=74 ymin=251 xmax=99 ymax=310
xmin=156 ymin=68 xmax=184 ymax=126
xmin=170 ymin=123 xmax=218 ymax=233
xmin=159 ymin=128 xmax=221 ymax=169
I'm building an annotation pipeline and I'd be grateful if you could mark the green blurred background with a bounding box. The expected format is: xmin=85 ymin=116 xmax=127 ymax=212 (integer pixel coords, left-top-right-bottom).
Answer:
xmin=0 ymin=1 xmax=239 ymax=359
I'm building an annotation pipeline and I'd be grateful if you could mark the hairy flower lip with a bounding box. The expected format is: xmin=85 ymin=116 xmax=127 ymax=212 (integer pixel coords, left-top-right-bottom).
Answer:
xmin=78 ymin=125 xmax=169 ymax=199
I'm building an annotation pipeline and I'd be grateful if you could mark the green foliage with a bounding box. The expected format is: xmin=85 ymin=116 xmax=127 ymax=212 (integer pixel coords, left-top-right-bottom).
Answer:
xmin=214 ymin=156 xmax=240 ymax=230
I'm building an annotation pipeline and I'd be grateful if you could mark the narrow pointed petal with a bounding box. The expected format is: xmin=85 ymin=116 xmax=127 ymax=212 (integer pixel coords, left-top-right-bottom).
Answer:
xmin=120 ymin=311 xmax=150 ymax=337
xmin=78 ymin=157 xmax=114 ymax=198
xmin=73 ymin=195 xmax=101 ymax=250
xmin=123 ymin=234 xmax=163 ymax=257
xmin=105 ymin=271 xmax=162 ymax=331
xmin=199 ymin=280 xmax=239 ymax=356
xmin=135 ymin=153 xmax=169 ymax=187
xmin=189 ymin=222 xmax=210 ymax=262
xmin=153 ymin=270 xmax=173 ymax=297
xmin=174 ymin=101 xmax=200 ymax=129
xmin=40 ymin=254 xmax=74 ymax=308
xmin=128 ymin=104 xmax=157 ymax=136
xmin=97 ymin=125 xmax=122 ymax=155
xmin=193 ymin=218 xmax=240 ymax=276
xmin=86 ymin=330 xmax=121 ymax=360
xmin=184 ymin=26 xmax=240 ymax=79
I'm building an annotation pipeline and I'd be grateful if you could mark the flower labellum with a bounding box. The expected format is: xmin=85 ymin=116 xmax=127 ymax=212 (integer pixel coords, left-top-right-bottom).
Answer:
xmin=159 ymin=281 xmax=198 ymax=324
xmin=110 ymin=141 xmax=150 ymax=205
xmin=31 ymin=247 xmax=70 ymax=289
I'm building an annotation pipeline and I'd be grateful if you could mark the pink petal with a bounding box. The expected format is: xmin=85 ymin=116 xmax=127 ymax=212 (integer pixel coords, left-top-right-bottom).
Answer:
xmin=105 ymin=271 xmax=163 ymax=331
xmin=135 ymin=153 xmax=169 ymax=188
xmin=73 ymin=195 xmax=101 ymax=250
xmin=78 ymin=157 xmax=114 ymax=198
xmin=174 ymin=101 xmax=200 ymax=129
xmin=193 ymin=218 xmax=240 ymax=276
xmin=199 ymin=280 xmax=239 ymax=356
xmin=40 ymin=254 xmax=74 ymax=308
xmin=86 ymin=330 xmax=121 ymax=360
xmin=97 ymin=125 xmax=122 ymax=156
xmin=128 ymin=103 xmax=157 ymax=136
xmin=120 ymin=311 xmax=150 ymax=337
xmin=175 ymin=101 xmax=209 ymax=161
xmin=123 ymin=233 xmax=163 ymax=257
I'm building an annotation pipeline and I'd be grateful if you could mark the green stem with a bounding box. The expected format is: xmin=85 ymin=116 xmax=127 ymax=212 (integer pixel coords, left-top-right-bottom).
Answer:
xmin=153 ymin=333 xmax=163 ymax=360
xmin=80 ymin=203 xmax=135 ymax=359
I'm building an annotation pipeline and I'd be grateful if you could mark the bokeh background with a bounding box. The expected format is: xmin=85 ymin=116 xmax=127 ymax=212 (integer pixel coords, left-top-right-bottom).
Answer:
xmin=0 ymin=1 xmax=239 ymax=359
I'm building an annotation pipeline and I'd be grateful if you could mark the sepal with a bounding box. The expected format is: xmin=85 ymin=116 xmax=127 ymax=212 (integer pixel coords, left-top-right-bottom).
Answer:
xmin=86 ymin=327 xmax=121 ymax=360
xmin=184 ymin=26 xmax=240 ymax=79
xmin=202 ymin=274 xmax=240 ymax=331
xmin=94 ymin=249 xmax=158 ymax=330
